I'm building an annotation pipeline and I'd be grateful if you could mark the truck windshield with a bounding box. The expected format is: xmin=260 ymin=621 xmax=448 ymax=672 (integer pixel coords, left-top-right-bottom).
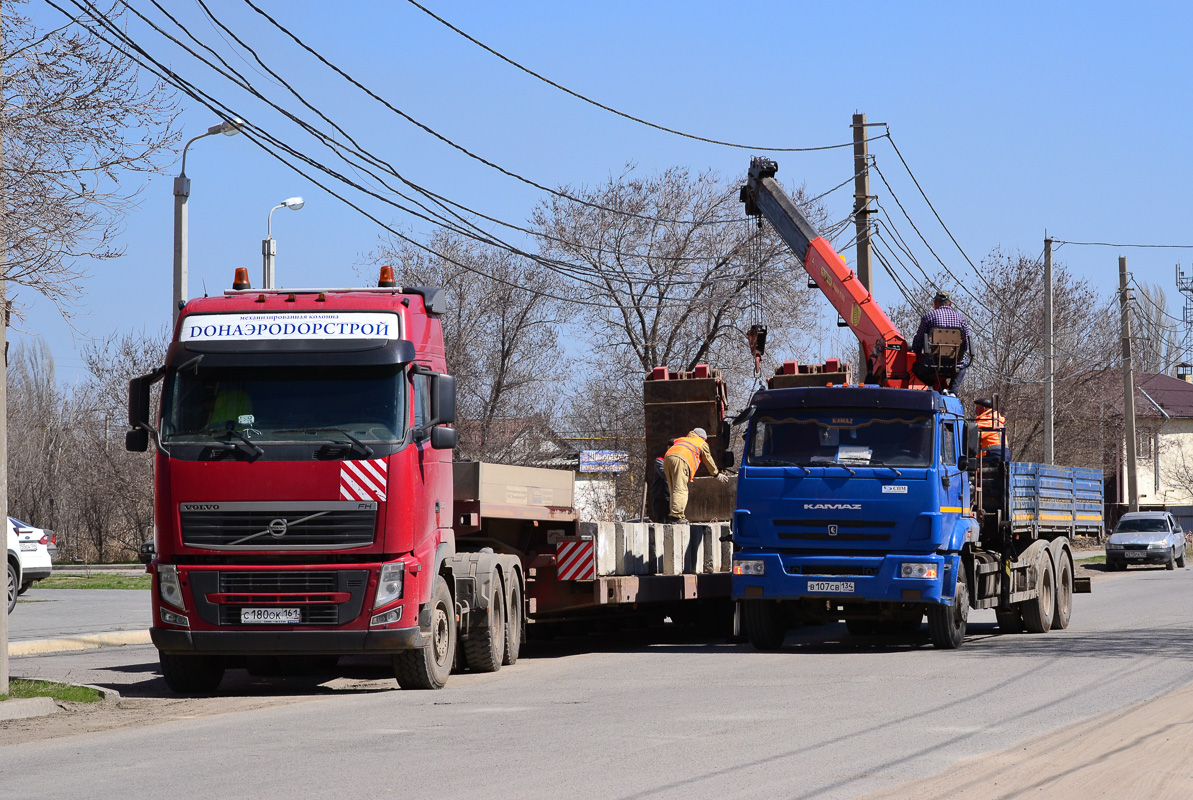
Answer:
xmin=748 ymin=410 xmax=935 ymax=468
xmin=161 ymin=364 xmax=406 ymax=444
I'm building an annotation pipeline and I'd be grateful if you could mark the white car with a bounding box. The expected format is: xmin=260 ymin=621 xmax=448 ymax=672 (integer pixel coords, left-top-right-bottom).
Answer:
xmin=6 ymin=525 xmax=21 ymax=614
xmin=9 ymin=517 xmax=53 ymax=595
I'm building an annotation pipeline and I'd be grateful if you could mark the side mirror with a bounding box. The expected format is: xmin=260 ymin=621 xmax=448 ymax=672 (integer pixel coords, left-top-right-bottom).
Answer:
xmin=431 ymin=374 xmax=456 ymax=425
xmin=126 ymin=429 xmax=150 ymax=453
xmin=138 ymin=541 xmax=155 ymax=566
xmin=963 ymin=421 xmax=980 ymax=457
xmin=128 ymin=375 xmax=152 ymax=429
xmin=721 ymin=451 xmax=735 ymax=468
xmin=430 ymin=425 xmax=457 ymax=450
xmin=958 ymin=454 xmax=977 ymax=473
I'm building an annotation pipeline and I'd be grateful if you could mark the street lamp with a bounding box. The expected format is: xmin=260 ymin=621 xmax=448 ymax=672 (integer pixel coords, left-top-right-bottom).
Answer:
xmin=173 ymin=118 xmax=244 ymax=326
xmin=262 ymin=197 xmax=304 ymax=290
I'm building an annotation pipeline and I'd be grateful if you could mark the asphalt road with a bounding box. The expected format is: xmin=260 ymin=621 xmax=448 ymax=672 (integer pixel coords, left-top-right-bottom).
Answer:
xmin=4 ymin=564 xmax=1192 ymax=800
xmin=8 ymin=588 xmax=149 ymax=641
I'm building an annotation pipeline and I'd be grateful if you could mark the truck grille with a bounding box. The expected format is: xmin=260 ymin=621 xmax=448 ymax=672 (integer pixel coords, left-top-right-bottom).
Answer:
xmin=218 ymin=571 xmax=342 ymax=593
xmin=187 ymin=569 xmax=371 ymax=628
xmin=180 ymin=502 xmax=377 ymax=550
xmin=787 ymin=565 xmax=877 ymax=577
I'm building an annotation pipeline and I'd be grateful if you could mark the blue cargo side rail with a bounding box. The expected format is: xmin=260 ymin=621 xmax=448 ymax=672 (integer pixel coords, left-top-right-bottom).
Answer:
xmin=1009 ymin=463 xmax=1104 ymax=539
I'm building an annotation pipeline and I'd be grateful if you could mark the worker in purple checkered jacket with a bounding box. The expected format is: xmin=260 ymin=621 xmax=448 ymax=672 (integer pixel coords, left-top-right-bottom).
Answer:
xmin=910 ymin=290 xmax=970 ymax=392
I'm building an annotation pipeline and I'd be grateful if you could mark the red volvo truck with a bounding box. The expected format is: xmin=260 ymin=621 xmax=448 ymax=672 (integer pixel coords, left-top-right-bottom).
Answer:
xmin=129 ymin=267 xmax=731 ymax=693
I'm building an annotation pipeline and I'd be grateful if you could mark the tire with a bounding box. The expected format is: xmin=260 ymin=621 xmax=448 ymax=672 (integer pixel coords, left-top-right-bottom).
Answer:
xmin=464 ymin=575 xmax=506 ymax=673
xmin=743 ymin=599 xmax=787 ymax=650
xmin=996 ymin=609 xmax=1023 ymax=634
xmin=160 ymin=652 xmax=225 ymax=694
xmin=846 ymin=618 xmax=879 ymax=636
xmin=928 ymin=577 xmax=968 ymax=649
xmin=1022 ymin=554 xmax=1055 ymax=633
xmin=7 ymin=561 xmax=17 ymax=614
xmin=1166 ymin=549 xmax=1176 ymax=570
xmin=394 ymin=575 xmax=456 ymax=690
xmin=1052 ymin=552 xmax=1073 ymax=630
xmin=503 ymin=576 xmax=523 ymax=666
xmin=1177 ymin=549 xmax=1187 ymax=569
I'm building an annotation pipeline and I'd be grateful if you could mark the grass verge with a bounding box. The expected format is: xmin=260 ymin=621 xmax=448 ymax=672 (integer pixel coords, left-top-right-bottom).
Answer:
xmin=1079 ymin=555 xmax=1106 ymax=564
xmin=0 ymin=679 xmax=102 ymax=703
xmin=35 ymin=574 xmax=151 ymax=590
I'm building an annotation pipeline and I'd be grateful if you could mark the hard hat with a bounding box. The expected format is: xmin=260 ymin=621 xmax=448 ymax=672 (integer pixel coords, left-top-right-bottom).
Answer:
xmin=975 ymin=397 xmax=993 ymax=408
xmin=692 ymin=428 xmax=708 ymax=439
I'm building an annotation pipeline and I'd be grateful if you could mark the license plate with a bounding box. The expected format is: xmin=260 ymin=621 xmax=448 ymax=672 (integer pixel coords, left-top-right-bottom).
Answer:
xmin=19 ymin=542 xmax=36 ymax=551
xmin=807 ymin=580 xmax=855 ymax=593
xmin=241 ymin=607 xmax=301 ymax=624
xmin=1124 ymin=551 xmax=1146 ymax=559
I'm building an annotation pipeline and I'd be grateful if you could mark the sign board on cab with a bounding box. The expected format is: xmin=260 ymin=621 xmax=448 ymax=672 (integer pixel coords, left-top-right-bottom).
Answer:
xmin=181 ymin=312 xmax=401 ymax=343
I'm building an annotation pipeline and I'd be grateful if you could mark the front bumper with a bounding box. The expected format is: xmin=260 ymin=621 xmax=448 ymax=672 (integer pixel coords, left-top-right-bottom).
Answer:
xmin=1106 ymin=549 xmax=1171 ymax=566
xmin=732 ymin=551 xmax=958 ymax=605
xmin=151 ymin=626 xmax=426 ymax=655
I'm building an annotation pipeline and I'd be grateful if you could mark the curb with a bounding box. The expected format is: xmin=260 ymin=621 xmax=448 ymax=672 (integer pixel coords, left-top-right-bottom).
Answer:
xmin=10 ymin=630 xmax=153 ymax=656
xmin=0 ymin=696 xmax=59 ymax=721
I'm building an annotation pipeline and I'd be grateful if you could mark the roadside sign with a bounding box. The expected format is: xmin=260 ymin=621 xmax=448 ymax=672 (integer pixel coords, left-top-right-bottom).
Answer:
xmin=579 ymin=450 xmax=629 ymax=473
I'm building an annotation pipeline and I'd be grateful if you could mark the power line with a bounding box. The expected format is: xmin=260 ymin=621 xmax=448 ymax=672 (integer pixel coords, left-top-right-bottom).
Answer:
xmin=402 ymin=0 xmax=887 ymax=154
xmin=1055 ymin=240 xmax=1193 ymax=250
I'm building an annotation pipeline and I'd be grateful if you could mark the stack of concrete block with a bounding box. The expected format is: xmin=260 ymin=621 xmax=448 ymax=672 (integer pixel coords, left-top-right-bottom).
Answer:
xmin=579 ymin=520 xmax=732 ymax=577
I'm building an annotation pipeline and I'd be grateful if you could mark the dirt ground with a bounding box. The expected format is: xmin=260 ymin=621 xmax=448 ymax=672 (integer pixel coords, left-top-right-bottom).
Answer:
xmin=860 ymin=679 xmax=1193 ymax=800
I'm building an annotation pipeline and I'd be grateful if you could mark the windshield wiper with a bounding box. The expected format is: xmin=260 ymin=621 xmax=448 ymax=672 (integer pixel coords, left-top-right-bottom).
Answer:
xmin=870 ymin=461 xmax=903 ymax=477
xmin=751 ymin=458 xmax=811 ymax=475
xmin=802 ymin=460 xmax=858 ymax=476
xmin=223 ymin=428 xmax=264 ymax=460
xmin=274 ymin=427 xmax=375 ymax=458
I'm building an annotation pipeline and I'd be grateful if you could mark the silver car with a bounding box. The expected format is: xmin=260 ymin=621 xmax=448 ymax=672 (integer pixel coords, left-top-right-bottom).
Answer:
xmin=1105 ymin=511 xmax=1187 ymax=571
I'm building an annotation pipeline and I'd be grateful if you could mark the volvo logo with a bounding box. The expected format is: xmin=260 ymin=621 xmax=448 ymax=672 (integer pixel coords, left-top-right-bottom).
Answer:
xmin=267 ymin=518 xmax=289 ymax=539
xmin=828 ymin=525 xmax=839 ymax=536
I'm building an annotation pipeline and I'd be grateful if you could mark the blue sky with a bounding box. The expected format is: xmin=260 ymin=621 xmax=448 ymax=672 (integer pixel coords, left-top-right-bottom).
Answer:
xmin=19 ymin=0 xmax=1193 ymax=382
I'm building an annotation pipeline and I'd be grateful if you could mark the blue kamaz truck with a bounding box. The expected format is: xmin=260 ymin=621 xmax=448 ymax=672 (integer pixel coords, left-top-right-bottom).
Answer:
xmin=732 ymin=159 xmax=1102 ymax=649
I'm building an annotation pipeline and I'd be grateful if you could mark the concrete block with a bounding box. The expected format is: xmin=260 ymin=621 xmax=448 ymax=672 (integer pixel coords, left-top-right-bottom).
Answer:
xmin=683 ymin=524 xmax=707 ymax=574
xmin=615 ymin=522 xmax=649 ymax=575
xmin=594 ymin=521 xmax=618 ymax=576
xmin=647 ymin=524 xmax=663 ymax=574
xmin=661 ymin=525 xmax=684 ymax=575
xmin=700 ymin=525 xmax=719 ymax=573
xmin=719 ymin=523 xmax=734 ymax=572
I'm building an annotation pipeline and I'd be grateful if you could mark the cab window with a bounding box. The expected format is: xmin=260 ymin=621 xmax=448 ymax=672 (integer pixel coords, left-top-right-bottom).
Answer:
xmin=941 ymin=422 xmax=957 ymax=466
xmin=412 ymin=373 xmax=431 ymax=431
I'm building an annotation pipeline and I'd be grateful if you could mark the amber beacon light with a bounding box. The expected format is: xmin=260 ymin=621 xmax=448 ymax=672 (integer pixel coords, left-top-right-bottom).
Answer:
xmin=378 ymin=265 xmax=397 ymax=288
xmin=232 ymin=267 xmax=252 ymax=290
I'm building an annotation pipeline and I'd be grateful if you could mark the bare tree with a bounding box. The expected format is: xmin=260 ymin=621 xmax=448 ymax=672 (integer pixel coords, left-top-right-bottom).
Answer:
xmin=368 ymin=230 xmax=567 ymax=463
xmin=1132 ymin=282 xmax=1179 ymax=374
xmin=532 ymin=165 xmax=826 ymax=388
xmin=3 ymin=1 xmax=179 ymax=308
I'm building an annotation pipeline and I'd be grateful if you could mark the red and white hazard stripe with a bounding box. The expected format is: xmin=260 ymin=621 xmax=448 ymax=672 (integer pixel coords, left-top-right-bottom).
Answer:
xmin=340 ymin=458 xmax=388 ymax=502
xmin=556 ymin=540 xmax=595 ymax=581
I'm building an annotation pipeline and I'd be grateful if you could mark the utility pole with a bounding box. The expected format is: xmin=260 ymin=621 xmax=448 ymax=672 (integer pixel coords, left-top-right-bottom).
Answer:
xmin=852 ymin=112 xmax=873 ymax=372
xmin=1043 ymin=237 xmax=1054 ymax=464
xmin=1120 ymin=257 xmax=1139 ymax=512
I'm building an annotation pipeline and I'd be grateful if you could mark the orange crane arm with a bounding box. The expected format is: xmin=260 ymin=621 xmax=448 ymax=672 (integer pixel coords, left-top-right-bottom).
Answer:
xmin=740 ymin=157 xmax=914 ymax=387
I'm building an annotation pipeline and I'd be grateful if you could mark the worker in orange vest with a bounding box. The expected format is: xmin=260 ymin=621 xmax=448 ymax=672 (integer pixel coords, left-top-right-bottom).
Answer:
xmin=663 ymin=428 xmax=728 ymax=522
xmin=974 ymin=398 xmax=1008 ymax=461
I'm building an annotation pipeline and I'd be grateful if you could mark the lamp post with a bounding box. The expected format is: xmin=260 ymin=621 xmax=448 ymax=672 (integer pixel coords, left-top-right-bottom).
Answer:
xmin=262 ymin=197 xmax=304 ymax=290
xmin=173 ymin=118 xmax=243 ymax=326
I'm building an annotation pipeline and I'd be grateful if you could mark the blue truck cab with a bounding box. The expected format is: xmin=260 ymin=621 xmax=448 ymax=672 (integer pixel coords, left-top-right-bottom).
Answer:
xmin=731 ymin=385 xmax=1100 ymax=650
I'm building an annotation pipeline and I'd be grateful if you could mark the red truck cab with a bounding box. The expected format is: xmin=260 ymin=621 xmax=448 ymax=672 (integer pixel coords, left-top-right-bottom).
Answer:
xmin=128 ymin=271 xmax=460 ymax=692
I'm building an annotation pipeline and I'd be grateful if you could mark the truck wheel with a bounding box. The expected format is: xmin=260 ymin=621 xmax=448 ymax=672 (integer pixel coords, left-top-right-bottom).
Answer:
xmin=503 ymin=577 xmax=523 ymax=666
xmin=928 ymin=579 xmax=968 ymax=649
xmin=996 ymin=609 xmax=1023 ymax=634
xmin=464 ymin=575 xmax=506 ymax=673
xmin=1178 ymin=549 xmax=1187 ymax=569
xmin=1052 ymin=553 xmax=1073 ymax=630
xmin=394 ymin=575 xmax=456 ymax=690
xmin=160 ymin=652 xmax=225 ymax=694
xmin=743 ymin=599 xmax=786 ymax=650
xmin=1022 ymin=555 xmax=1055 ymax=633
xmin=1166 ymin=549 xmax=1176 ymax=570
xmin=7 ymin=562 xmax=17 ymax=613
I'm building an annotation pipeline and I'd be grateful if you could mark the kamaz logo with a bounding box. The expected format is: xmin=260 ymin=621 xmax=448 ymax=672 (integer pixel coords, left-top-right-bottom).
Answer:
xmin=803 ymin=503 xmax=861 ymax=510
xmin=181 ymin=503 xmax=220 ymax=511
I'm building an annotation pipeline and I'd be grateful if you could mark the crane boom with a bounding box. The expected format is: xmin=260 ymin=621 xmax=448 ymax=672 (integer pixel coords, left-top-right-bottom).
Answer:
xmin=740 ymin=157 xmax=913 ymax=387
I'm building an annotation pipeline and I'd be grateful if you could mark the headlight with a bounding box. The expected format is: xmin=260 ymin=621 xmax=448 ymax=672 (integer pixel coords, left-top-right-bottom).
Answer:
xmin=373 ymin=561 xmax=405 ymax=609
xmin=158 ymin=564 xmax=185 ymax=610
xmin=1106 ymin=543 xmax=1124 ymax=550
xmin=160 ymin=607 xmax=189 ymax=627
xmin=1148 ymin=541 xmax=1168 ymax=549
xmin=900 ymin=562 xmax=938 ymax=579
xmin=732 ymin=559 xmax=765 ymax=576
